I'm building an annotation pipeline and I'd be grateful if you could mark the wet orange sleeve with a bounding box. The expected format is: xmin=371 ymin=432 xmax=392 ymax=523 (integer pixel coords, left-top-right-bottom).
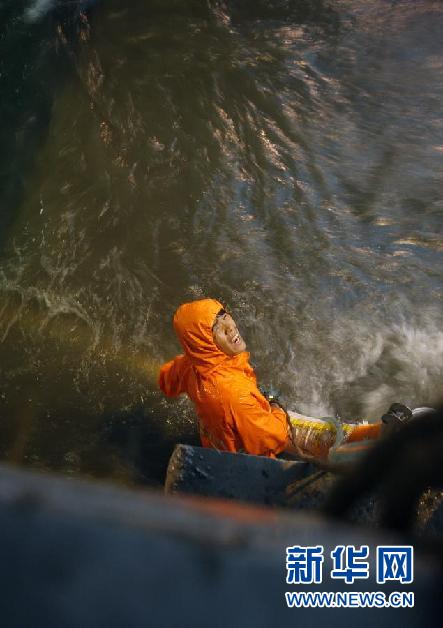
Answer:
xmin=158 ymin=355 xmax=190 ymax=397
xmin=230 ymin=395 xmax=289 ymax=457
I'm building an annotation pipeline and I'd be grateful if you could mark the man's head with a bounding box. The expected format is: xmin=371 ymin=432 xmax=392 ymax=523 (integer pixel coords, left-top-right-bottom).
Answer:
xmin=212 ymin=308 xmax=247 ymax=357
xmin=173 ymin=299 xmax=246 ymax=368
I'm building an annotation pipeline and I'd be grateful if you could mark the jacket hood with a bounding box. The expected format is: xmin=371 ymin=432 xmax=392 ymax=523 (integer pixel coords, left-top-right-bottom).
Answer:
xmin=173 ymin=298 xmax=244 ymax=372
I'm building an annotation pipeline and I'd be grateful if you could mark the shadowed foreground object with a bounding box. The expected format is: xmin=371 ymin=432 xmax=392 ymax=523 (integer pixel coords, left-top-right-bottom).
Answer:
xmin=0 ymin=462 xmax=441 ymax=627
xmin=323 ymin=405 xmax=443 ymax=534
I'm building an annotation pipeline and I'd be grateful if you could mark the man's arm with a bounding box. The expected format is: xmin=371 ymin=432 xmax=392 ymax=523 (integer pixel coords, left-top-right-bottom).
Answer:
xmin=158 ymin=354 xmax=190 ymax=397
xmin=228 ymin=394 xmax=290 ymax=457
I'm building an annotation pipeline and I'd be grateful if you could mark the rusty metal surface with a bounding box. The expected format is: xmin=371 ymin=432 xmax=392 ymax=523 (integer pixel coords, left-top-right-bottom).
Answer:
xmin=165 ymin=444 xmax=319 ymax=506
xmin=165 ymin=444 xmax=443 ymax=534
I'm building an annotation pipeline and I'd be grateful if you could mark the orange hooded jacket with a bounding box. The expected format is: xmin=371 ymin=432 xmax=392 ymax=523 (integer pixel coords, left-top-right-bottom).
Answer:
xmin=159 ymin=299 xmax=289 ymax=457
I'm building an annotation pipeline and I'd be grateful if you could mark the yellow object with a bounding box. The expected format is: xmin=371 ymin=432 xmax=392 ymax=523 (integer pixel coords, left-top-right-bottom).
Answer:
xmin=289 ymin=414 xmax=382 ymax=460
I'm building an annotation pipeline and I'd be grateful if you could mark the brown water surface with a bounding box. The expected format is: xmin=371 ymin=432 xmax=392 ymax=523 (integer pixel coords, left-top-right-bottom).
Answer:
xmin=1 ymin=0 xmax=442 ymax=484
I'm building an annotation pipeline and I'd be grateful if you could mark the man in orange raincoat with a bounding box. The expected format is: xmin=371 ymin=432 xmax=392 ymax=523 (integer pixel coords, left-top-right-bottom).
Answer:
xmin=159 ymin=298 xmax=395 ymax=459
xmin=159 ymin=298 xmax=292 ymax=457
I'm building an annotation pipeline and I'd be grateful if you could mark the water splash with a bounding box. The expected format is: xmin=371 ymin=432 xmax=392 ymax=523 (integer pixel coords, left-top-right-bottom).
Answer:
xmin=278 ymin=307 xmax=443 ymax=421
xmin=24 ymin=0 xmax=54 ymax=22
xmin=359 ymin=322 xmax=443 ymax=418
xmin=24 ymin=0 xmax=97 ymax=23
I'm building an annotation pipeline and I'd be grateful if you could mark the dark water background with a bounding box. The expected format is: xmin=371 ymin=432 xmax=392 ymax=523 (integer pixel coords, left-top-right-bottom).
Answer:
xmin=0 ymin=0 xmax=442 ymax=486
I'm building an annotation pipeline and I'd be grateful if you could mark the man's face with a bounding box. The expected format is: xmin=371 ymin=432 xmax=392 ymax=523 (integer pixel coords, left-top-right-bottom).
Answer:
xmin=212 ymin=311 xmax=247 ymax=356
